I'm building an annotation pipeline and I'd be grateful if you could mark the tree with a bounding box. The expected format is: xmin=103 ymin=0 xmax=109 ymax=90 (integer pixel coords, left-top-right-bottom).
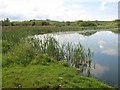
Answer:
xmin=46 ymin=19 xmax=50 ymax=21
xmin=80 ymin=21 xmax=97 ymax=27
xmin=76 ymin=20 xmax=83 ymax=25
xmin=11 ymin=22 xmax=14 ymax=26
xmin=2 ymin=18 xmax=11 ymax=26
xmin=32 ymin=22 xmax=36 ymax=26
xmin=41 ymin=21 xmax=49 ymax=26
xmin=66 ymin=21 xmax=70 ymax=26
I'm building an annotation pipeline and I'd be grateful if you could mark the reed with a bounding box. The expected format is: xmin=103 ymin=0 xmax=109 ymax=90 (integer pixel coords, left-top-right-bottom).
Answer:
xmin=28 ymin=36 xmax=93 ymax=68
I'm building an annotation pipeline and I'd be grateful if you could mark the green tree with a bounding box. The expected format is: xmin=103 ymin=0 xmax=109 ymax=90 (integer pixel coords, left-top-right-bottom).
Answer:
xmin=46 ymin=19 xmax=50 ymax=21
xmin=2 ymin=18 xmax=11 ymax=26
xmin=11 ymin=22 xmax=14 ymax=26
xmin=81 ymin=21 xmax=97 ymax=27
xmin=76 ymin=20 xmax=83 ymax=25
xmin=41 ymin=21 xmax=49 ymax=26
xmin=66 ymin=21 xmax=71 ymax=26
xmin=32 ymin=22 xmax=36 ymax=26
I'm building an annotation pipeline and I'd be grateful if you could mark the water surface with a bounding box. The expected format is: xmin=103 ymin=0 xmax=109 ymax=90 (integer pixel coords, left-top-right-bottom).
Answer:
xmin=35 ymin=30 xmax=118 ymax=86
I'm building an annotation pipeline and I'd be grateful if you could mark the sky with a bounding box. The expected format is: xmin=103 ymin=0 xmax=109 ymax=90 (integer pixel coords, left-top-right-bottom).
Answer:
xmin=0 ymin=0 xmax=119 ymax=21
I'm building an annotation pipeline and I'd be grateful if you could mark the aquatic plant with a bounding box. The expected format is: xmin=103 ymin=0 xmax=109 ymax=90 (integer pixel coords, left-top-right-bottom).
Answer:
xmin=28 ymin=36 xmax=93 ymax=69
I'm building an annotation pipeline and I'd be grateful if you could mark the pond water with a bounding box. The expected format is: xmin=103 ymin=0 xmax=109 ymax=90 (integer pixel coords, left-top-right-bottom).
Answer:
xmin=35 ymin=30 xmax=118 ymax=87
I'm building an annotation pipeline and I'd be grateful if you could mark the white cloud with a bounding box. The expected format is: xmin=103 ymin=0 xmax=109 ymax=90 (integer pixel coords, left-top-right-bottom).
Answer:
xmin=100 ymin=0 xmax=118 ymax=2
xmin=97 ymin=39 xmax=118 ymax=56
xmin=92 ymin=63 xmax=109 ymax=76
xmin=99 ymin=0 xmax=118 ymax=11
xmin=101 ymin=47 xmax=118 ymax=56
xmin=0 ymin=0 xmax=65 ymax=20
xmin=98 ymin=40 xmax=106 ymax=49
xmin=99 ymin=1 xmax=107 ymax=11
xmin=0 ymin=1 xmax=7 ymax=9
xmin=0 ymin=0 xmax=117 ymax=21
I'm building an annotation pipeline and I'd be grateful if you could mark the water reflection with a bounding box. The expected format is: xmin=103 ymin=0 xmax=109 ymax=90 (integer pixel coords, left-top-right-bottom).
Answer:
xmin=101 ymin=47 xmax=118 ymax=56
xmin=92 ymin=63 xmax=109 ymax=77
xmin=35 ymin=30 xmax=118 ymax=86
xmin=98 ymin=40 xmax=105 ymax=49
xmin=79 ymin=31 xmax=97 ymax=36
xmin=79 ymin=62 xmax=109 ymax=76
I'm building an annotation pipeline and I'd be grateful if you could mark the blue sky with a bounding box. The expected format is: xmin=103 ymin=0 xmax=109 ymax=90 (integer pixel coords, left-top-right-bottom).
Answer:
xmin=0 ymin=0 xmax=118 ymax=21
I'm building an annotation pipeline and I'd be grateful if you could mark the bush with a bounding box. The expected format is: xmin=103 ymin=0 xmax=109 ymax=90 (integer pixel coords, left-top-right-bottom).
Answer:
xmin=81 ymin=21 xmax=97 ymax=27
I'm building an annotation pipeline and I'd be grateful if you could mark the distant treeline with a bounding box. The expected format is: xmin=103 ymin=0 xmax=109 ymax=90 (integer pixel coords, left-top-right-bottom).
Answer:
xmin=1 ymin=18 xmax=120 ymax=28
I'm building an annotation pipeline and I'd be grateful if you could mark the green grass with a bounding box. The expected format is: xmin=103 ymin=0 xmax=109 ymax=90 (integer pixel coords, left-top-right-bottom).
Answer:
xmin=3 ymin=59 xmax=112 ymax=88
xmin=111 ymin=29 xmax=120 ymax=34
xmin=2 ymin=39 xmax=113 ymax=88
xmin=2 ymin=26 xmax=117 ymax=88
xmin=2 ymin=26 xmax=118 ymax=45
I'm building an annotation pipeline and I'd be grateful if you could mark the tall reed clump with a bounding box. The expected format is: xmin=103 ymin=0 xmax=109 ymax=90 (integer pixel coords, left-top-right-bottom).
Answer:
xmin=65 ymin=42 xmax=93 ymax=68
xmin=28 ymin=36 xmax=93 ymax=68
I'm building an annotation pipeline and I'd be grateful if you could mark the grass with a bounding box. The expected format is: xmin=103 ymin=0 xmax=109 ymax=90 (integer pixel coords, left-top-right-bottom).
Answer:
xmin=2 ymin=39 xmax=112 ymax=88
xmin=3 ymin=36 xmax=93 ymax=69
xmin=2 ymin=26 xmax=117 ymax=88
xmin=3 ymin=58 xmax=112 ymax=88
xmin=29 ymin=36 xmax=93 ymax=68
xmin=2 ymin=26 xmax=118 ymax=45
xmin=111 ymin=29 xmax=120 ymax=34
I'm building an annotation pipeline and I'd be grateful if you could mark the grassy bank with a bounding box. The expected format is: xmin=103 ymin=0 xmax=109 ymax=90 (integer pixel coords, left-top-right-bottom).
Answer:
xmin=3 ymin=60 xmax=111 ymax=88
xmin=111 ymin=28 xmax=120 ymax=34
xmin=2 ymin=41 xmax=111 ymax=88
xmin=2 ymin=26 xmax=117 ymax=44
xmin=2 ymin=26 xmax=115 ymax=88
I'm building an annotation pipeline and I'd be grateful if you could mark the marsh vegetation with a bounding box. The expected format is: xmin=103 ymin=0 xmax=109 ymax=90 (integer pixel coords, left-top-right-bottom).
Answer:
xmin=2 ymin=19 xmax=118 ymax=88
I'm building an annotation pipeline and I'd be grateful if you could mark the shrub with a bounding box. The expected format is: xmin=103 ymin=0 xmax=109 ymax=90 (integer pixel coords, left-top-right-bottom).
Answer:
xmin=81 ymin=21 xmax=97 ymax=27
